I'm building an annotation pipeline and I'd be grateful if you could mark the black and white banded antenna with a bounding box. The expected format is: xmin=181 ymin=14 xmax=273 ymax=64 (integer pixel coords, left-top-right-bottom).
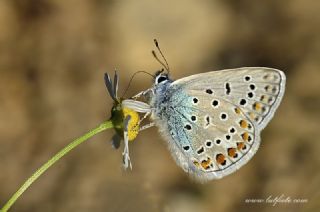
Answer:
xmin=152 ymin=39 xmax=170 ymax=74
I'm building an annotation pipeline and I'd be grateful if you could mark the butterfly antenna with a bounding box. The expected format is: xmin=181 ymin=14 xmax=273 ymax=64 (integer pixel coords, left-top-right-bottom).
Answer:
xmin=121 ymin=71 xmax=154 ymax=98
xmin=152 ymin=39 xmax=170 ymax=74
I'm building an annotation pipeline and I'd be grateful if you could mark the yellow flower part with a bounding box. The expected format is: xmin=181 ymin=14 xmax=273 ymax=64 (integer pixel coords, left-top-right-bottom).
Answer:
xmin=122 ymin=107 xmax=140 ymax=141
xmin=110 ymin=99 xmax=141 ymax=143
xmin=106 ymin=71 xmax=149 ymax=170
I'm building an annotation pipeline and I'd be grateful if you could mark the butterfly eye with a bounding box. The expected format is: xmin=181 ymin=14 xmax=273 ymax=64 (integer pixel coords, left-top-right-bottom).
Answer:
xmin=156 ymin=75 xmax=168 ymax=84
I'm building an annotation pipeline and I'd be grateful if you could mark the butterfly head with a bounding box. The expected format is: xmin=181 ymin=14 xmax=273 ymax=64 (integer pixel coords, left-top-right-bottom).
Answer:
xmin=154 ymin=69 xmax=171 ymax=85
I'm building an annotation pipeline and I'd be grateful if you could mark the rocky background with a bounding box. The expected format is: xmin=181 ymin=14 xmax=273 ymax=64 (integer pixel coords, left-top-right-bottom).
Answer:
xmin=0 ymin=0 xmax=319 ymax=211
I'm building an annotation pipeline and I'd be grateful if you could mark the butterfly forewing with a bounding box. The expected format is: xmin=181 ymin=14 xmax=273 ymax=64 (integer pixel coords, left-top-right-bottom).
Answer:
xmin=173 ymin=67 xmax=286 ymax=130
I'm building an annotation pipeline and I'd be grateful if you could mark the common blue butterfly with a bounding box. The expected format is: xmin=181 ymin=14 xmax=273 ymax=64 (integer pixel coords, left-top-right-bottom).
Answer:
xmin=125 ymin=40 xmax=286 ymax=182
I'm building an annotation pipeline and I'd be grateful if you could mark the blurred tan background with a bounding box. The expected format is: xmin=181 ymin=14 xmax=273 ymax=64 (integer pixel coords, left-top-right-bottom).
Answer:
xmin=1 ymin=0 xmax=320 ymax=211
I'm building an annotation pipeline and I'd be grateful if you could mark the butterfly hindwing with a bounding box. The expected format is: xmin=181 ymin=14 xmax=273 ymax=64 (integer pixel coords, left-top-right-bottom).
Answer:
xmin=162 ymin=88 xmax=257 ymax=180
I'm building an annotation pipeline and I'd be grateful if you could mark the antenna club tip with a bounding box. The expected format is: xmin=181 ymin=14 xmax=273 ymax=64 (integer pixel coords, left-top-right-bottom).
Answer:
xmin=153 ymin=39 xmax=159 ymax=47
xmin=152 ymin=50 xmax=156 ymax=57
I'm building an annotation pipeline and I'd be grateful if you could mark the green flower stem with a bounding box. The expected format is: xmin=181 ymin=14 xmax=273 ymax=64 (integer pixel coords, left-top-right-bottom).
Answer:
xmin=1 ymin=120 xmax=114 ymax=212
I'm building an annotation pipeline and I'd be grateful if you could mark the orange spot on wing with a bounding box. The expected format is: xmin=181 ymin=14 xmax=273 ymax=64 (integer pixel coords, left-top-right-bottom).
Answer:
xmin=227 ymin=148 xmax=237 ymax=158
xmin=253 ymin=102 xmax=262 ymax=111
xmin=237 ymin=142 xmax=245 ymax=150
xmin=234 ymin=107 xmax=241 ymax=114
xmin=201 ymin=158 xmax=211 ymax=170
xmin=239 ymin=120 xmax=248 ymax=128
xmin=216 ymin=154 xmax=226 ymax=165
xmin=241 ymin=132 xmax=249 ymax=141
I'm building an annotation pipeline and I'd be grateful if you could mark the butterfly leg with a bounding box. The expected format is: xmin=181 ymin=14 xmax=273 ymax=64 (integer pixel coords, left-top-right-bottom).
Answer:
xmin=131 ymin=88 xmax=154 ymax=100
xmin=122 ymin=115 xmax=132 ymax=170
xmin=131 ymin=90 xmax=146 ymax=99
xmin=139 ymin=110 xmax=152 ymax=123
xmin=140 ymin=122 xmax=155 ymax=131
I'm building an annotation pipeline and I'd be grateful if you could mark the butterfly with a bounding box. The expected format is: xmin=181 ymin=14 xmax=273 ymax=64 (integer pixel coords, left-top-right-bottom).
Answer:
xmin=126 ymin=41 xmax=286 ymax=182
xmin=131 ymin=67 xmax=286 ymax=182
